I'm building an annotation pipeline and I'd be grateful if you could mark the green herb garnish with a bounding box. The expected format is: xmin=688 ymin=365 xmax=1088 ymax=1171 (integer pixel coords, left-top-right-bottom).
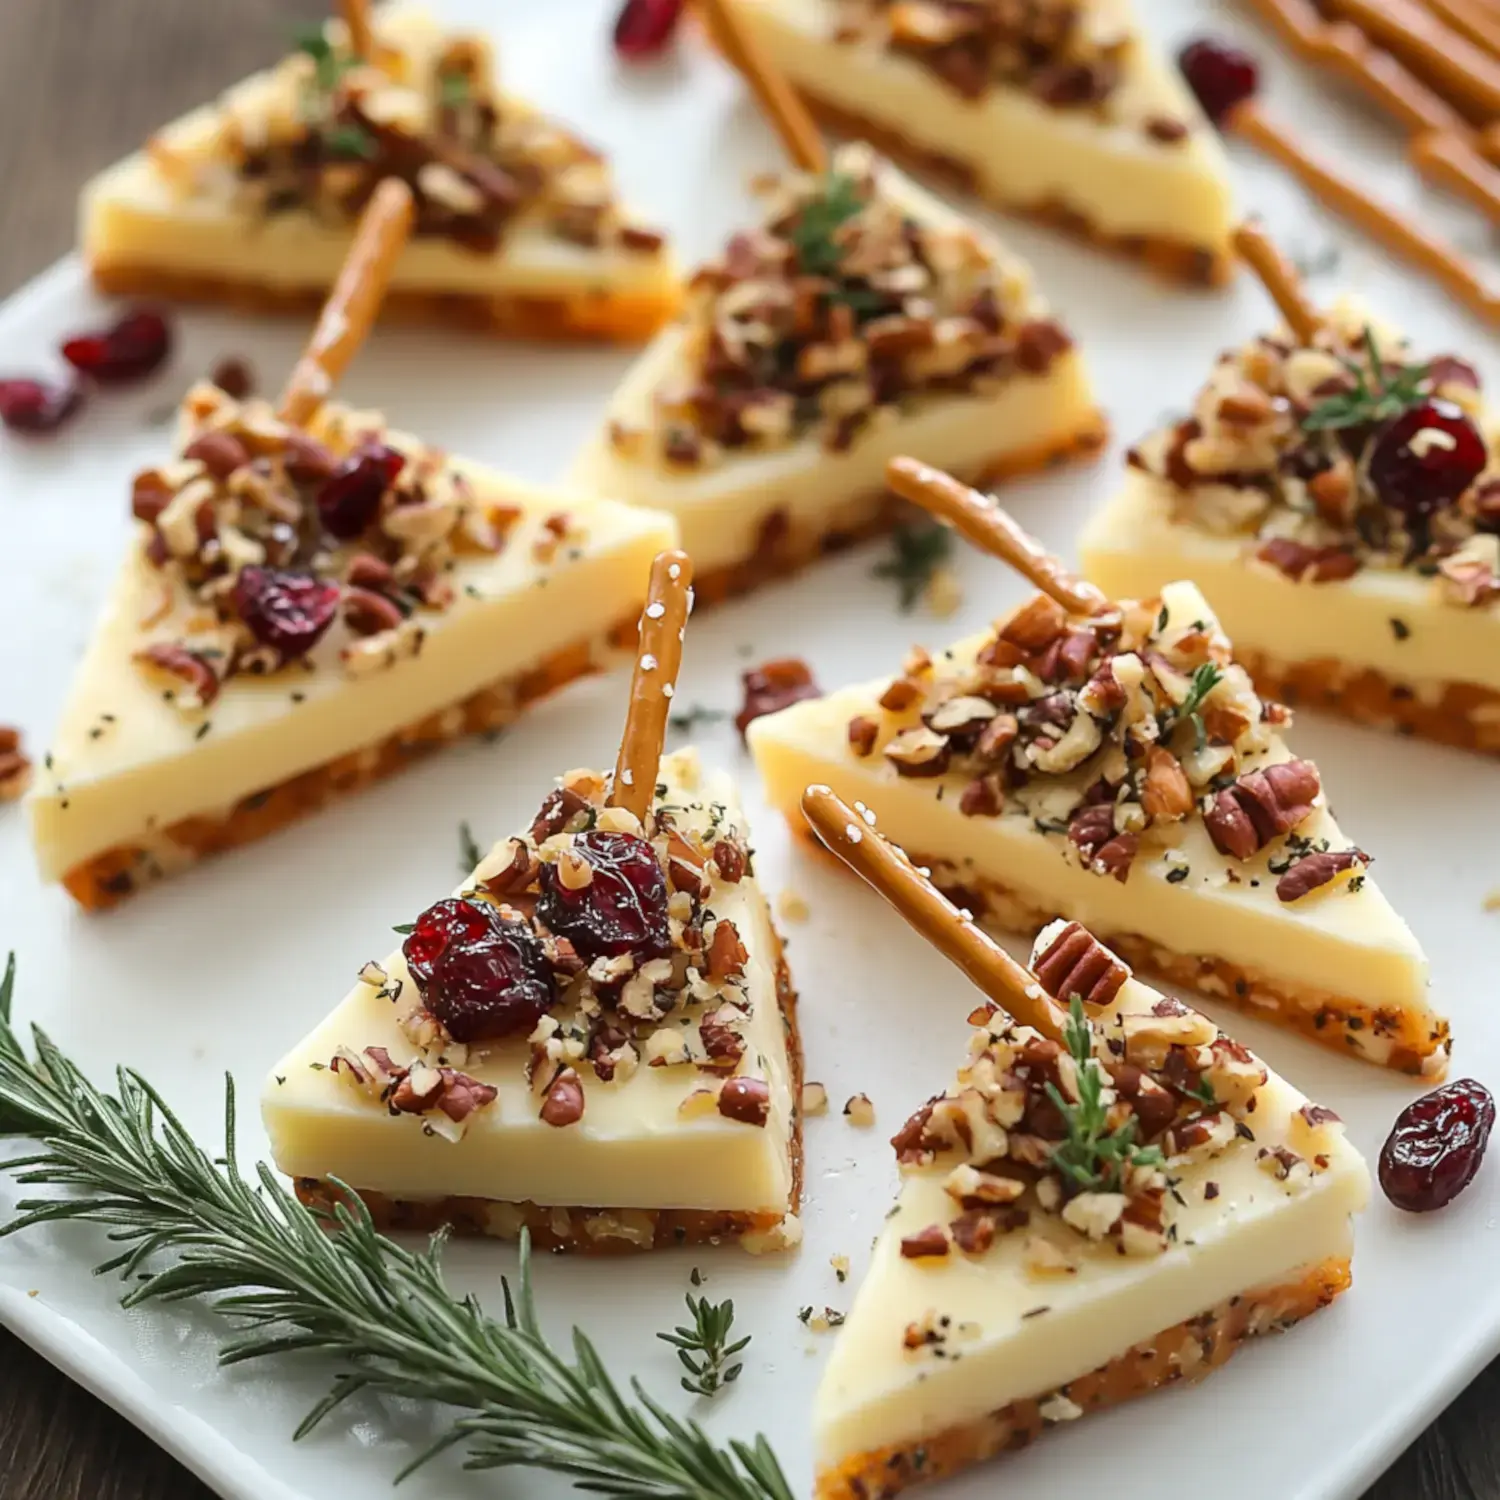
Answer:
xmin=293 ymin=25 xmax=358 ymax=97
xmin=458 ymin=820 xmax=482 ymax=872
xmin=1301 ymin=325 xmax=1429 ymax=434
xmin=668 ymin=704 xmax=729 ymax=734
xmin=1171 ymin=661 xmax=1225 ymax=750
xmin=323 ymin=122 xmax=376 ymax=160
xmin=1045 ymin=995 xmax=1164 ymax=1194
xmin=788 ymin=171 xmax=865 ymax=278
xmin=439 ymin=70 xmax=473 ymax=109
xmin=873 ymin=521 xmax=953 ymax=611
xmin=658 ymin=1292 xmax=751 ymax=1398
xmin=0 ymin=955 xmax=791 ymax=1500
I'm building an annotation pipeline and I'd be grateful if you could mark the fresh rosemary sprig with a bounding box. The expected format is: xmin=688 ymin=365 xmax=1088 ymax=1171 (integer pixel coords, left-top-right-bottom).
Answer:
xmin=1301 ymin=325 xmax=1429 ymax=435
xmin=1045 ymin=996 xmax=1163 ymax=1194
xmin=0 ymin=956 xmax=792 ymax=1500
xmin=788 ymin=171 xmax=865 ymax=278
xmin=458 ymin=819 xmax=483 ymax=872
xmin=657 ymin=1292 xmax=751 ymax=1398
xmin=1169 ymin=661 xmax=1225 ymax=750
xmin=873 ymin=521 xmax=953 ymax=611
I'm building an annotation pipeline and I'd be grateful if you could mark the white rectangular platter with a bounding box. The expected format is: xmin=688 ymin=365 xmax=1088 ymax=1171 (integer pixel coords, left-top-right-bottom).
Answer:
xmin=2 ymin=1 xmax=1500 ymax=1497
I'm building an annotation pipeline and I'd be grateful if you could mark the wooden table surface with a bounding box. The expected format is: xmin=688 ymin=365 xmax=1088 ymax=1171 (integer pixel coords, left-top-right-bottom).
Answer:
xmin=0 ymin=1 xmax=1496 ymax=1497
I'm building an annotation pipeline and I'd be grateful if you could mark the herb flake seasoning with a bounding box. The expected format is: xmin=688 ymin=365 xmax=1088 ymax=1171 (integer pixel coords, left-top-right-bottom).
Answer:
xmin=874 ymin=521 xmax=953 ymax=610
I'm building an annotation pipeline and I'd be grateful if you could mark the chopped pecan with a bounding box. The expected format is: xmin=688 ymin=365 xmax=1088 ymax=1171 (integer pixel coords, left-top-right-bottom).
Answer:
xmin=1255 ymin=537 xmax=1361 ymax=583
xmin=133 ymin=642 xmax=222 ymax=708
xmin=972 ymin=711 xmax=1019 ymax=765
xmin=346 ymin=552 xmax=395 ymax=590
xmin=1204 ymin=759 xmax=1321 ymax=860
xmin=0 ymin=726 xmax=31 ymax=803
xmin=1032 ymin=920 xmax=1130 ymax=1008
xmin=879 ymin=677 xmax=925 ymax=713
xmin=712 ymin=837 xmax=747 ymax=883
xmin=1276 ymin=847 xmax=1368 ymax=903
xmin=959 ymin=774 xmax=1004 ymax=817
xmin=706 ymin=918 xmax=748 ymax=979
xmin=848 ymin=714 xmax=880 ymax=756
xmin=891 ymin=1097 xmax=939 ymax=1163
xmin=343 ymin=587 xmax=406 ymax=637
xmin=1015 ymin=319 xmax=1072 ymax=374
xmin=540 ymin=1067 xmax=586 ymax=1127
xmin=699 ymin=1006 xmax=746 ymax=1071
xmin=1140 ymin=746 xmax=1193 ymax=822
xmin=182 ymin=430 xmax=251 ymax=480
xmin=999 ymin=592 xmax=1067 ymax=651
xmin=530 ymin=786 xmax=590 ymax=841
xmin=718 ymin=1076 xmax=771 ymax=1126
xmin=476 ymin=837 xmax=536 ymax=895
xmin=883 ymin=726 xmax=951 ymax=777
xmin=899 ymin=1223 xmax=952 ymax=1259
xmin=735 ymin=658 xmax=820 ymax=737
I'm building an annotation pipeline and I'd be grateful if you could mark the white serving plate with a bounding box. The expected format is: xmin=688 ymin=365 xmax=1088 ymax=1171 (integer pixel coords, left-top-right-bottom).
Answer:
xmin=2 ymin=2 xmax=1499 ymax=1496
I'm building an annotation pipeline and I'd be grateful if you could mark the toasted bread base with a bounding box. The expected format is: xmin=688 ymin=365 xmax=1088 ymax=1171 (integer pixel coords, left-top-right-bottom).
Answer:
xmin=1238 ymin=645 xmax=1500 ymax=759
xmin=61 ymin=615 xmax=639 ymax=912
xmin=694 ymin=412 xmax=1108 ymax=608
xmin=815 ymin=1255 xmax=1351 ymax=1499
xmin=294 ymin=936 xmax=806 ymax=1254
xmin=788 ymin=93 xmax=1232 ymax=288
xmin=88 ymin=259 xmax=679 ymax=343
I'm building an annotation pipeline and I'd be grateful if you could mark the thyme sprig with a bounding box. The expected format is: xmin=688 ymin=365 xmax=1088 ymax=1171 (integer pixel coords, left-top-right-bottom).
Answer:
xmin=458 ymin=819 xmax=483 ymax=873
xmin=657 ymin=1292 xmax=751 ymax=1398
xmin=788 ymin=171 xmax=864 ymax=277
xmin=1301 ymin=325 xmax=1429 ymax=435
xmin=1045 ymin=996 xmax=1163 ymax=1194
xmin=1167 ymin=661 xmax=1225 ymax=750
xmin=873 ymin=521 xmax=953 ymax=611
xmin=0 ymin=956 xmax=792 ymax=1500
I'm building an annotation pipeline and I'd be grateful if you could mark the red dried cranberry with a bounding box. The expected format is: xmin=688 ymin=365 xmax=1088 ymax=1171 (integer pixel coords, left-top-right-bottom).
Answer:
xmin=233 ymin=567 xmax=340 ymax=658
xmin=403 ymin=897 xmax=554 ymax=1042
xmin=1178 ymin=37 xmax=1259 ymax=125
xmin=316 ymin=443 xmax=406 ymax=541
xmin=61 ymin=307 xmax=172 ymax=385
xmin=1380 ymin=1078 xmax=1494 ymax=1213
xmin=536 ymin=831 xmax=672 ymax=961
xmin=735 ymin=658 xmax=821 ymax=739
xmin=1367 ymin=399 xmax=1487 ymax=527
xmin=613 ymin=0 xmax=683 ymax=58
xmin=0 ymin=377 xmax=85 ymax=434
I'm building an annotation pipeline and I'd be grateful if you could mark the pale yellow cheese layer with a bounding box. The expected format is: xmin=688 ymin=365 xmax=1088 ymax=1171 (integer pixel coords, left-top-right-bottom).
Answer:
xmin=28 ymin=460 xmax=677 ymax=880
xmin=815 ymin=975 xmax=1370 ymax=1466
xmin=749 ymin=581 xmax=1432 ymax=1025
xmin=1081 ymin=472 xmax=1500 ymax=693
xmin=262 ymin=754 xmax=797 ymax=1218
xmin=726 ymin=0 xmax=1235 ymax=255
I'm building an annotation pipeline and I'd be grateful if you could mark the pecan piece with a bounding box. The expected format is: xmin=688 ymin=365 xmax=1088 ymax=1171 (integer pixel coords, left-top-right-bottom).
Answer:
xmin=847 ymin=715 xmax=879 ymax=757
xmin=1204 ymin=759 xmax=1321 ymax=860
xmin=999 ymin=592 xmax=1067 ymax=651
xmin=712 ymin=837 xmax=747 ymax=883
xmin=540 ymin=1067 xmax=586 ymax=1127
xmin=718 ymin=1076 xmax=770 ymax=1126
xmin=0 ymin=726 xmax=32 ymax=802
xmin=183 ymin=430 xmax=251 ymax=480
xmin=883 ymin=726 xmax=951 ymax=777
xmin=1276 ymin=847 xmax=1368 ymax=903
xmin=899 ymin=1223 xmax=952 ymax=1259
xmin=735 ymin=658 xmax=820 ymax=737
xmin=133 ymin=642 xmax=222 ymax=708
xmin=707 ymin=918 xmax=748 ymax=979
xmin=1140 ymin=746 xmax=1193 ymax=822
xmin=959 ymin=774 xmax=1004 ymax=817
xmin=1256 ymin=537 xmax=1360 ymax=584
xmin=343 ymin=587 xmax=406 ymax=637
xmin=699 ymin=1006 xmax=746 ymax=1071
xmin=1032 ymin=920 xmax=1130 ymax=1008
xmin=530 ymin=786 xmax=590 ymax=841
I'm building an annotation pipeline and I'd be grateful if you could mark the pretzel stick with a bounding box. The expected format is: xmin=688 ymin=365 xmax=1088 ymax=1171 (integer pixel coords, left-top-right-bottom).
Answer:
xmin=278 ymin=177 xmax=414 ymax=428
xmin=1416 ymin=0 xmax=1500 ymax=60
xmin=610 ymin=550 xmax=694 ymax=823
xmin=696 ymin=0 xmax=827 ymax=173
xmin=1231 ymin=223 xmax=1322 ymax=343
xmin=340 ymin=0 xmax=374 ymax=60
xmin=1229 ymin=105 xmax=1500 ymax=326
xmin=801 ymin=786 xmax=1068 ymax=1043
xmin=885 ymin=457 xmax=1107 ymax=617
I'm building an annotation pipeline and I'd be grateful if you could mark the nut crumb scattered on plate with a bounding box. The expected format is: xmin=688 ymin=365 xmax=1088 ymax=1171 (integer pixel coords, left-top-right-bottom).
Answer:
xmin=844 ymin=1092 xmax=875 ymax=1127
xmin=801 ymin=1081 xmax=829 ymax=1116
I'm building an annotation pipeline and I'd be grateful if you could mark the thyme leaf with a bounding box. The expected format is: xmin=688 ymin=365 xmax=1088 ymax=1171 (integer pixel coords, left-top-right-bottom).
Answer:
xmin=458 ymin=820 xmax=483 ymax=873
xmin=873 ymin=521 xmax=953 ymax=611
xmin=657 ymin=1292 xmax=751 ymax=1398
xmin=1301 ymin=325 xmax=1429 ymax=434
xmin=787 ymin=172 xmax=865 ymax=278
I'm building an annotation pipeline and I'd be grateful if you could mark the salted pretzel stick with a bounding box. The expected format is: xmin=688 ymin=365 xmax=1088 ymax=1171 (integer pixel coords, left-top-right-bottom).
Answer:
xmin=1231 ymin=223 xmax=1322 ymax=344
xmin=340 ymin=0 xmax=374 ymax=60
xmin=610 ymin=550 xmax=695 ymax=823
xmin=696 ymin=0 xmax=827 ymax=173
xmin=278 ymin=178 xmax=414 ymax=428
xmin=801 ymin=786 xmax=1068 ymax=1043
xmin=1416 ymin=0 xmax=1500 ymax=60
xmin=885 ymin=457 xmax=1107 ymax=618
xmin=1230 ymin=106 xmax=1500 ymax=327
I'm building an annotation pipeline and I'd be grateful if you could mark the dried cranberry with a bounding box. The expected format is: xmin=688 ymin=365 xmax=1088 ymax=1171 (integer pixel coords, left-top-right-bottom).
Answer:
xmin=61 ymin=307 xmax=172 ymax=385
xmin=1367 ymin=399 xmax=1487 ymax=528
xmin=735 ymin=658 xmax=821 ymax=739
xmin=233 ymin=567 xmax=340 ymax=658
xmin=1380 ymin=1078 xmax=1494 ymax=1213
xmin=613 ymin=0 xmax=683 ymax=58
xmin=536 ymin=831 xmax=672 ymax=961
xmin=403 ymin=897 xmax=554 ymax=1042
xmin=0 ymin=377 xmax=85 ymax=434
xmin=1178 ymin=37 xmax=1259 ymax=125
xmin=316 ymin=443 xmax=406 ymax=540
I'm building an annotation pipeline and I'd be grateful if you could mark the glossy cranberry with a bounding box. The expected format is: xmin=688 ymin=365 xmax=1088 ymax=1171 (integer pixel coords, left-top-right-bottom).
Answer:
xmin=232 ymin=566 xmax=341 ymax=658
xmin=1178 ymin=36 xmax=1259 ymax=125
xmin=1380 ymin=1078 xmax=1495 ymax=1213
xmin=1367 ymin=399 xmax=1487 ymax=526
xmin=536 ymin=830 xmax=673 ymax=961
xmin=613 ymin=0 xmax=683 ymax=58
xmin=61 ymin=307 xmax=172 ymax=385
xmin=735 ymin=658 xmax=821 ymax=739
xmin=316 ymin=443 xmax=405 ymax=540
xmin=403 ymin=898 xmax=555 ymax=1042
xmin=0 ymin=377 xmax=85 ymax=434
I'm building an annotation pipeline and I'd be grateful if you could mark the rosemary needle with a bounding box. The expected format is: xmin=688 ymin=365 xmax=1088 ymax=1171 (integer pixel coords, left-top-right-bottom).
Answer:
xmin=0 ymin=955 xmax=793 ymax=1500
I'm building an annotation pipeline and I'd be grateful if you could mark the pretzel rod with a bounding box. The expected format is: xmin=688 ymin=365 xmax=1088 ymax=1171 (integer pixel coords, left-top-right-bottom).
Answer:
xmin=278 ymin=177 xmax=414 ymax=428
xmin=339 ymin=0 xmax=374 ymax=61
xmin=610 ymin=550 xmax=694 ymax=823
xmin=1231 ymin=222 xmax=1322 ymax=344
xmin=1410 ymin=130 xmax=1500 ymax=224
xmin=801 ymin=786 xmax=1067 ymax=1043
xmin=696 ymin=0 xmax=828 ymax=173
xmin=884 ymin=457 xmax=1107 ymax=618
xmin=1229 ymin=105 xmax=1500 ymax=325
xmin=1416 ymin=0 xmax=1500 ymax=60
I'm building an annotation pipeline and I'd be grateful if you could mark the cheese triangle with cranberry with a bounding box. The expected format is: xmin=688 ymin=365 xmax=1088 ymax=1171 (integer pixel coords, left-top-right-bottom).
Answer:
xmin=1081 ymin=297 xmax=1500 ymax=757
xmin=81 ymin=5 xmax=678 ymax=341
xmin=27 ymin=381 xmax=677 ymax=909
xmin=813 ymin=919 xmax=1368 ymax=1498
xmin=750 ymin=577 xmax=1447 ymax=1073
xmin=568 ymin=143 xmax=1104 ymax=603
xmin=714 ymin=0 xmax=1235 ymax=284
xmin=261 ymin=748 xmax=803 ymax=1253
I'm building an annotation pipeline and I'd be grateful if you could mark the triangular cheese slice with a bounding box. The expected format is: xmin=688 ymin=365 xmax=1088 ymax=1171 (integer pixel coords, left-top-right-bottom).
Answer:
xmin=751 ymin=575 xmax=1448 ymax=1073
xmin=1082 ymin=295 xmax=1500 ymax=757
xmin=262 ymin=747 xmax=803 ymax=1253
xmin=718 ymin=0 xmax=1236 ymax=284
xmin=569 ymin=143 xmax=1104 ymax=603
xmin=814 ymin=919 xmax=1368 ymax=1496
xmin=28 ymin=381 xmax=676 ymax=908
xmin=81 ymin=5 xmax=679 ymax=341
